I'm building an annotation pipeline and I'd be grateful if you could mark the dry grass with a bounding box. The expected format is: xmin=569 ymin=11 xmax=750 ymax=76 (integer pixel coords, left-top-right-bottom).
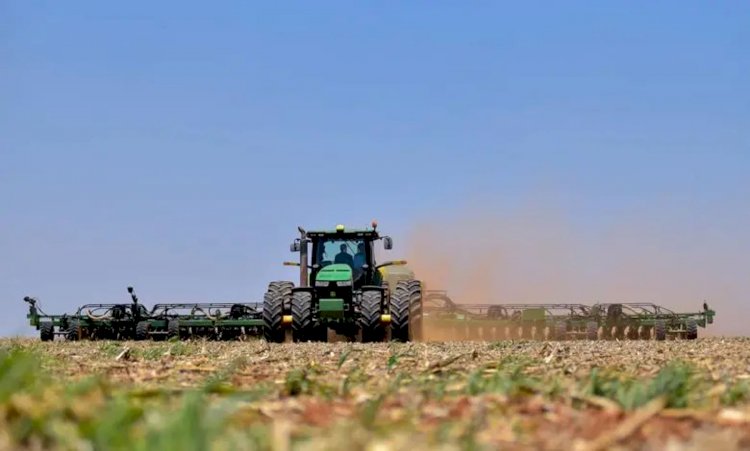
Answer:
xmin=1 ymin=337 xmax=749 ymax=450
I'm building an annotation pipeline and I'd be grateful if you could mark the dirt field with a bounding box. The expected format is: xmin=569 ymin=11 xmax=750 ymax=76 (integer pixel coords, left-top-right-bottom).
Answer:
xmin=1 ymin=338 xmax=749 ymax=450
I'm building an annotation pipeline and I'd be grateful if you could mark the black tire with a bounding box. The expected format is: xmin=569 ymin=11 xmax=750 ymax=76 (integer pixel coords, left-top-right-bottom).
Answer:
xmin=409 ymin=282 xmax=424 ymax=341
xmin=685 ymin=319 xmax=698 ymax=340
xmin=66 ymin=320 xmax=82 ymax=341
xmin=167 ymin=319 xmax=180 ymax=340
xmin=359 ymin=290 xmax=385 ymax=343
xmin=135 ymin=321 xmax=150 ymax=341
xmin=263 ymin=281 xmax=294 ymax=343
xmin=586 ymin=321 xmax=598 ymax=340
xmin=40 ymin=322 xmax=54 ymax=342
xmin=391 ymin=280 xmax=423 ymax=342
xmin=291 ymin=291 xmax=316 ymax=342
xmin=554 ymin=322 xmax=567 ymax=341
xmin=655 ymin=320 xmax=666 ymax=341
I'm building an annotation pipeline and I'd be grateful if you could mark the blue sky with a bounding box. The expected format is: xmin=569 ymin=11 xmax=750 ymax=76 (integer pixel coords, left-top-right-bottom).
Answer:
xmin=1 ymin=2 xmax=748 ymax=335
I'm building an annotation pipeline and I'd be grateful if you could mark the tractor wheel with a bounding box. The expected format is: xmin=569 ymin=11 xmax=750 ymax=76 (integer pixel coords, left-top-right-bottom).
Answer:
xmin=359 ymin=290 xmax=385 ymax=343
xmin=391 ymin=280 xmax=423 ymax=342
xmin=586 ymin=321 xmax=598 ymax=340
xmin=135 ymin=321 xmax=150 ymax=340
xmin=66 ymin=320 xmax=83 ymax=341
xmin=167 ymin=319 xmax=180 ymax=340
xmin=291 ymin=291 xmax=316 ymax=342
xmin=263 ymin=281 xmax=293 ymax=343
xmin=685 ymin=319 xmax=698 ymax=340
xmin=654 ymin=320 xmax=666 ymax=341
xmin=554 ymin=322 xmax=567 ymax=341
xmin=40 ymin=322 xmax=54 ymax=342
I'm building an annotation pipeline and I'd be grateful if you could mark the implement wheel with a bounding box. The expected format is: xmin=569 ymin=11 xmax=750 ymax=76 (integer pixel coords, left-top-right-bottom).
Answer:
xmin=167 ymin=319 xmax=180 ymax=340
xmin=135 ymin=321 xmax=150 ymax=341
xmin=686 ymin=319 xmax=698 ymax=340
xmin=586 ymin=321 xmax=598 ymax=340
xmin=359 ymin=290 xmax=385 ymax=343
xmin=66 ymin=320 xmax=83 ymax=341
xmin=40 ymin=322 xmax=54 ymax=342
xmin=554 ymin=322 xmax=567 ymax=341
xmin=654 ymin=320 xmax=666 ymax=341
xmin=391 ymin=280 xmax=423 ymax=342
xmin=291 ymin=291 xmax=317 ymax=342
xmin=263 ymin=281 xmax=293 ymax=343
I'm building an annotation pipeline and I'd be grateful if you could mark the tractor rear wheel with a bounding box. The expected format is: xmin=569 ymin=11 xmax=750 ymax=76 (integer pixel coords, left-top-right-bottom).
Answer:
xmin=66 ymin=320 xmax=83 ymax=341
xmin=359 ymin=290 xmax=385 ymax=342
xmin=291 ymin=291 xmax=317 ymax=342
xmin=167 ymin=319 xmax=180 ymax=340
xmin=685 ymin=319 xmax=698 ymax=340
xmin=391 ymin=280 xmax=423 ymax=342
xmin=263 ymin=281 xmax=293 ymax=343
xmin=586 ymin=321 xmax=598 ymax=340
xmin=654 ymin=320 xmax=666 ymax=341
xmin=135 ymin=321 xmax=150 ymax=340
xmin=40 ymin=322 xmax=54 ymax=342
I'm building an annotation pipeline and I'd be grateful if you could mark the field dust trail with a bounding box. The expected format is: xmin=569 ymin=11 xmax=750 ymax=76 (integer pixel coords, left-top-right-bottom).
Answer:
xmin=406 ymin=201 xmax=750 ymax=337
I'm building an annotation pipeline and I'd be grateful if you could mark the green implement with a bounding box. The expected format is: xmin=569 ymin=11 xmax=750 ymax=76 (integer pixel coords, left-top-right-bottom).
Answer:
xmin=419 ymin=291 xmax=716 ymax=341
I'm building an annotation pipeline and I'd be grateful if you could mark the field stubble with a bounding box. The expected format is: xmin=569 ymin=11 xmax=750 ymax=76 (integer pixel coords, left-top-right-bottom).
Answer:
xmin=1 ymin=337 xmax=749 ymax=450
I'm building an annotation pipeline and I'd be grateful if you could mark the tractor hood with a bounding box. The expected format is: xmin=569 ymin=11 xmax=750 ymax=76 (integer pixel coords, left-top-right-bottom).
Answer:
xmin=316 ymin=264 xmax=353 ymax=282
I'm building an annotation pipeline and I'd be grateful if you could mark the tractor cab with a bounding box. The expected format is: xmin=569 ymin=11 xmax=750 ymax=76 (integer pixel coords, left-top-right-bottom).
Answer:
xmin=290 ymin=223 xmax=395 ymax=290
xmin=309 ymin=230 xmax=379 ymax=288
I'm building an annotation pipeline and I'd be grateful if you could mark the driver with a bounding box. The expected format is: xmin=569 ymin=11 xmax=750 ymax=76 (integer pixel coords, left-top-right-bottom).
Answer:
xmin=334 ymin=243 xmax=354 ymax=267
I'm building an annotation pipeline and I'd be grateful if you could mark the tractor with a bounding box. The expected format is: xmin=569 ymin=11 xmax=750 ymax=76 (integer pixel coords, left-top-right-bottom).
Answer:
xmin=262 ymin=223 xmax=424 ymax=343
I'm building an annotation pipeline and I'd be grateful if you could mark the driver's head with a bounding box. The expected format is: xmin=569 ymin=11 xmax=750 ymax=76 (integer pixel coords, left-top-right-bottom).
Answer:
xmin=340 ymin=244 xmax=347 ymax=253
xmin=358 ymin=243 xmax=365 ymax=253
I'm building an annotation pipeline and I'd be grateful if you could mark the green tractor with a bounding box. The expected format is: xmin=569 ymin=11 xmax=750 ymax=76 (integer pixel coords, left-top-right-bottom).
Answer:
xmin=263 ymin=223 xmax=424 ymax=343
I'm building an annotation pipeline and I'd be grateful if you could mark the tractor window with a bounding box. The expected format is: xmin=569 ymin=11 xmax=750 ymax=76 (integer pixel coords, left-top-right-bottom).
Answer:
xmin=315 ymin=239 xmax=367 ymax=271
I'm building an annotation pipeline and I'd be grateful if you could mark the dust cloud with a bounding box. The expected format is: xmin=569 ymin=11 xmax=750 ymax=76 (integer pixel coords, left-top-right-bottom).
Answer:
xmin=406 ymin=202 xmax=749 ymax=337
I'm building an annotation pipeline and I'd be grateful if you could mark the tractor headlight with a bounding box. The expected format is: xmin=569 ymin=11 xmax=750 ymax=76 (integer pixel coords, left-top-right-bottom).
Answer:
xmin=315 ymin=280 xmax=330 ymax=287
xmin=336 ymin=280 xmax=352 ymax=287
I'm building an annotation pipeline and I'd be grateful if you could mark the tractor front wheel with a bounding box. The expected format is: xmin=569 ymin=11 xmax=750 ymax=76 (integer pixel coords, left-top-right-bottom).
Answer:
xmin=263 ymin=281 xmax=293 ymax=343
xmin=291 ymin=291 xmax=317 ymax=342
xmin=40 ymin=322 xmax=54 ymax=342
xmin=359 ymin=290 xmax=385 ymax=342
xmin=391 ymin=280 xmax=423 ymax=342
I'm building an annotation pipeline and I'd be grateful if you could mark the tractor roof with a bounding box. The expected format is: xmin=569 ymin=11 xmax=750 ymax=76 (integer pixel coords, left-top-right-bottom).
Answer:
xmin=305 ymin=225 xmax=380 ymax=239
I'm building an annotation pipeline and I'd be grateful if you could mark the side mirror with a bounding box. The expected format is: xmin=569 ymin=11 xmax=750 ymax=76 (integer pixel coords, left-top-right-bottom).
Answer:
xmin=127 ymin=286 xmax=134 ymax=293
xmin=290 ymin=240 xmax=301 ymax=252
xmin=383 ymin=236 xmax=393 ymax=250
